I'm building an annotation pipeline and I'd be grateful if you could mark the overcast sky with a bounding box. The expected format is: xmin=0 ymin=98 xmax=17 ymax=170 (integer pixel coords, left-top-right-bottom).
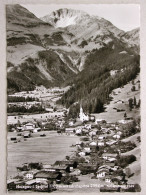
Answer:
xmin=21 ymin=4 xmax=140 ymax=31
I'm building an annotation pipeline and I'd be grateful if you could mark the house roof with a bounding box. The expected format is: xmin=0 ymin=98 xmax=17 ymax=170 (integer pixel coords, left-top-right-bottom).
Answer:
xmin=79 ymin=152 xmax=86 ymax=155
xmin=51 ymin=165 xmax=69 ymax=170
xmin=43 ymin=164 xmax=52 ymax=169
xmin=106 ymin=140 xmax=117 ymax=145
xmin=17 ymin=127 xmax=23 ymax=129
xmin=81 ymin=163 xmax=97 ymax=168
xmin=107 ymin=158 xmax=116 ymax=162
xmin=89 ymin=142 xmax=97 ymax=146
xmin=7 ymin=179 xmax=20 ymax=184
xmin=112 ymin=175 xmax=123 ymax=181
xmin=34 ymin=128 xmax=41 ymax=130
xmin=34 ymin=171 xmax=59 ymax=179
xmin=97 ymin=169 xmax=109 ymax=174
xmin=98 ymin=135 xmax=105 ymax=138
xmin=25 ymin=123 xmax=35 ymax=126
xmin=98 ymin=165 xmax=111 ymax=170
xmin=23 ymin=133 xmax=30 ymax=136
xmin=113 ymin=134 xmax=120 ymax=137
xmin=102 ymin=153 xmax=117 ymax=157
xmin=104 ymin=162 xmax=115 ymax=167
xmin=25 ymin=179 xmax=50 ymax=185
xmin=24 ymin=171 xmax=35 ymax=176
xmin=65 ymin=128 xmax=74 ymax=131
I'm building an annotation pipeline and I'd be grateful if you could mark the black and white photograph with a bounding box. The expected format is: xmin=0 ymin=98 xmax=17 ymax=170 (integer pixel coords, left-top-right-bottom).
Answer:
xmin=6 ymin=3 xmax=141 ymax=193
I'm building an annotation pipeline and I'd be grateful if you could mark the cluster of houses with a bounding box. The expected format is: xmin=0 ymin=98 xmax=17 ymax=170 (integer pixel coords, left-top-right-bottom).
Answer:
xmin=8 ymin=109 xmax=138 ymax=192
xmin=8 ymin=101 xmax=42 ymax=109
xmin=10 ymin=122 xmax=42 ymax=140
xmin=7 ymin=160 xmax=80 ymax=192
xmin=7 ymin=106 xmax=66 ymax=125
xmin=7 ymin=103 xmax=139 ymax=192
xmin=9 ymin=86 xmax=66 ymax=100
xmin=9 ymin=117 xmax=66 ymax=141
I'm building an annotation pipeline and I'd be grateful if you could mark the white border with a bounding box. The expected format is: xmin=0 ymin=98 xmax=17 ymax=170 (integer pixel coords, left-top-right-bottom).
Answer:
xmin=1 ymin=0 xmax=145 ymax=195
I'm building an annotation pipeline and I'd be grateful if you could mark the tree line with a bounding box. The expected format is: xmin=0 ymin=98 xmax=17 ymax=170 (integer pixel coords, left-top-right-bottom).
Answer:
xmin=8 ymin=96 xmax=39 ymax=102
xmin=7 ymin=105 xmax=45 ymax=114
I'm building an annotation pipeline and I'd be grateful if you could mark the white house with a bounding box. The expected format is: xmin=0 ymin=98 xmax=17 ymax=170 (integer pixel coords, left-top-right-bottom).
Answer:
xmin=17 ymin=127 xmax=24 ymax=132
xmin=118 ymin=119 xmax=133 ymax=124
xmin=85 ymin=124 xmax=91 ymax=130
xmin=96 ymin=169 xmax=109 ymax=179
xmin=101 ymin=128 xmax=108 ymax=132
xmin=69 ymin=121 xmax=74 ymax=126
xmin=78 ymin=152 xmax=86 ymax=156
xmin=24 ymin=172 xmax=34 ymax=180
xmin=65 ymin=128 xmax=74 ymax=134
xmin=98 ymin=135 xmax=105 ymax=140
xmin=23 ymin=132 xmax=31 ymax=138
xmin=95 ymin=119 xmax=105 ymax=124
xmin=106 ymin=140 xmax=117 ymax=146
xmin=107 ymin=157 xmax=117 ymax=162
xmin=76 ymin=141 xmax=82 ymax=146
xmin=117 ymin=131 xmax=122 ymax=135
xmin=89 ymin=131 xmax=96 ymax=137
xmin=102 ymin=153 xmax=117 ymax=161
xmin=84 ymin=147 xmax=91 ymax=152
xmin=115 ymin=126 xmax=120 ymax=130
xmin=24 ymin=123 xmax=35 ymax=130
xmin=89 ymin=141 xmax=97 ymax=146
xmin=33 ymin=128 xmax=41 ymax=133
xmin=75 ymin=129 xmax=82 ymax=135
xmin=98 ymin=141 xmax=105 ymax=146
xmin=113 ymin=134 xmax=120 ymax=139
xmin=111 ymin=166 xmax=119 ymax=171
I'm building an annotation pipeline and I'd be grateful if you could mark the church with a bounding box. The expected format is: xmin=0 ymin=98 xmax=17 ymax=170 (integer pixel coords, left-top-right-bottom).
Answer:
xmin=79 ymin=106 xmax=89 ymax=122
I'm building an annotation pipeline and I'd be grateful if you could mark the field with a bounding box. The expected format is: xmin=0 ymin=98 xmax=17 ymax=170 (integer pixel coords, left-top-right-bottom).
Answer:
xmin=121 ymin=132 xmax=141 ymax=184
xmin=7 ymin=131 xmax=79 ymax=178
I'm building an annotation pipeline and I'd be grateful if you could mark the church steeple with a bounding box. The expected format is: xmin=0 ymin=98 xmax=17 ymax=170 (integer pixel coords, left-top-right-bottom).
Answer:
xmin=80 ymin=104 xmax=83 ymax=114
xmin=79 ymin=102 xmax=89 ymax=122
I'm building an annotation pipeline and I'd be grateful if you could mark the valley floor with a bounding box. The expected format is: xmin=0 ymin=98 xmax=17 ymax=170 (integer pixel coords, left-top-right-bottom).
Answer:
xmin=7 ymin=131 xmax=79 ymax=178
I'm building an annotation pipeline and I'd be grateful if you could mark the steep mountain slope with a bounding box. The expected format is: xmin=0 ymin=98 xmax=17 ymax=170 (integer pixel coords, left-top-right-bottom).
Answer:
xmin=6 ymin=5 xmax=79 ymax=93
xmin=120 ymin=28 xmax=140 ymax=54
xmin=59 ymin=45 xmax=140 ymax=115
xmin=7 ymin=5 xmax=140 ymax=95
xmin=41 ymin=8 xmax=124 ymax=50
xmin=7 ymin=4 xmax=49 ymax=27
xmin=41 ymin=8 xmax=139 ymax=54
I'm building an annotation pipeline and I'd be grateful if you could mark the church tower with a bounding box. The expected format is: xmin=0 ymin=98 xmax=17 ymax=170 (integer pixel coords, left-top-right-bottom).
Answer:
xmin=79 ymin=104 xmax=89 ymax=122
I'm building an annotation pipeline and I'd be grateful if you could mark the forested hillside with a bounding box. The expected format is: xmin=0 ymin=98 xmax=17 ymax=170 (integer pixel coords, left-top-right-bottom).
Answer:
xmin=58 ymin=45 xmax=140 ymax=117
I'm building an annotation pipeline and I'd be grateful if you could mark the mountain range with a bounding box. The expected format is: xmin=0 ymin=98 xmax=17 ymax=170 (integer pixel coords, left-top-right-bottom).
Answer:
xmin=7 ymin=4 xmax=140 ymax=107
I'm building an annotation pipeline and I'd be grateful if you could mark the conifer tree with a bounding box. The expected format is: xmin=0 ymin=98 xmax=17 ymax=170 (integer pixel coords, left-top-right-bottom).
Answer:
xmin=133 ymin=96 xmax=137 ymax=106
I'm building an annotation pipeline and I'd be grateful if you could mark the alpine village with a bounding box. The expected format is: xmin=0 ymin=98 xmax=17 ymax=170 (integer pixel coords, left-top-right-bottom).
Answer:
xmin=7 ymin=5 xmax=140 ymax=193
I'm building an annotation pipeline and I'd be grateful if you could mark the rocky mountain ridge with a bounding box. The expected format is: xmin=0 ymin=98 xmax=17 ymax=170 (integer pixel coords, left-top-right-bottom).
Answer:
xmin=6 ymin=5 xmax=140 ymax=93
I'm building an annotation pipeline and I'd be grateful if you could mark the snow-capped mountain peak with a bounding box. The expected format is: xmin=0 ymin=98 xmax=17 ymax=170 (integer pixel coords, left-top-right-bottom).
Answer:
xmin=41 ymin=8 xmax=90 ymax=28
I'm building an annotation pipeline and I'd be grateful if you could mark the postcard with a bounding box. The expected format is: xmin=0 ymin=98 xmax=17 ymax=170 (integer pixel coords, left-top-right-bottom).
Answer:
xmin=0 ymin=1 xmax=143 ymax=194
